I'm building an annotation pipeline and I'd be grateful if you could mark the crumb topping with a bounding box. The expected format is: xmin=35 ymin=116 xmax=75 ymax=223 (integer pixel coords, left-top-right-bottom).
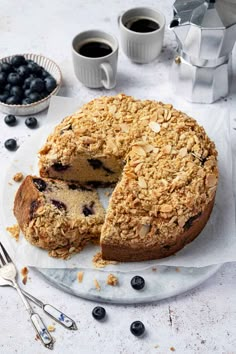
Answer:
xmin=92 ymin=252 xmax=118 ymax=268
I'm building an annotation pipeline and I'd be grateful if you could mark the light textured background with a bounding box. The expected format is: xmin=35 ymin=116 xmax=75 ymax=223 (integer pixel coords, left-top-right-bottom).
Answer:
xmin=0 ymin=0 xmax=236 ymax=353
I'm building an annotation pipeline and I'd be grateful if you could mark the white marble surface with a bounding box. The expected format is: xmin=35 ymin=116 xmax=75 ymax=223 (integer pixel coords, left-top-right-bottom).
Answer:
xmin=0 ymin=0 xmax=236 ymax=353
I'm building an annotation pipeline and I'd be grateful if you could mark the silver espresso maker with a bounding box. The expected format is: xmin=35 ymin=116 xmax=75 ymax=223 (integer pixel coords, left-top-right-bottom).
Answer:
xmin=170 ymin=0 xmax=236 ymax=103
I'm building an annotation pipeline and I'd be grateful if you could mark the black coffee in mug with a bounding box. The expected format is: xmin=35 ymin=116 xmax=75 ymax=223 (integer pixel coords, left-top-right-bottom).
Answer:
xmin=125 ymin=17 xmax=159 ymax=33
xmin=78 ymin=41 xmax=113 ymax=58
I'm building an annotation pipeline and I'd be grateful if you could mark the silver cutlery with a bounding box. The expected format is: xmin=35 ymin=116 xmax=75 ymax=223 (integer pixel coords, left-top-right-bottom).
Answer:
xmin=0 ymin=242 xmax=54 ymax=349
xmin=0 ymin=275 xmax=77 ymax=330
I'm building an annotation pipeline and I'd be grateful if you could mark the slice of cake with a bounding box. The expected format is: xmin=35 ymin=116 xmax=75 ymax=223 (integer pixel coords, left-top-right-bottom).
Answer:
xmin=14 ymin=176 xmax=105 ymax=258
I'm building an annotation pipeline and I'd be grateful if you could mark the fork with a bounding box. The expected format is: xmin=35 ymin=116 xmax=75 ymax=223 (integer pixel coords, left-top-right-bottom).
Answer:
xmin=0 ymin=242 xmax=54 ymax=349
xmin=0 ymin=277 xmax=78 ymax=330
xmin=0 ymin=275 xmax=77 ymax=330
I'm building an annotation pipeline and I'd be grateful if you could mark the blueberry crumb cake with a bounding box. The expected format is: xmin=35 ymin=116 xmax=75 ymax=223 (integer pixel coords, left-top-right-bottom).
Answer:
xmin=14 ymin=94 xmax=218 ymax=261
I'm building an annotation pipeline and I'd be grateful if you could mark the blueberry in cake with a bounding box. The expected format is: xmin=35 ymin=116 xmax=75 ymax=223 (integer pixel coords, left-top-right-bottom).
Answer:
xmin=15 ymin=94 xmax=218 ymax=261
xmin=14 ymin=176 xmax=105 ymax=258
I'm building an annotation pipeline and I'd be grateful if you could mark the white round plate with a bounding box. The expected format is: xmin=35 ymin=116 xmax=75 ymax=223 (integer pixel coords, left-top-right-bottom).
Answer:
xmin=35 ymin=264 xmax=221 ymax=304
xmin=1 ymin=122 xmax=221 ymax=304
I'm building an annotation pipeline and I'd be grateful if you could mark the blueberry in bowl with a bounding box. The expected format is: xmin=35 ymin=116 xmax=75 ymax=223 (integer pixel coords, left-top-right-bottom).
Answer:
xmin=0 ymin=54 xmax=62 ymax=115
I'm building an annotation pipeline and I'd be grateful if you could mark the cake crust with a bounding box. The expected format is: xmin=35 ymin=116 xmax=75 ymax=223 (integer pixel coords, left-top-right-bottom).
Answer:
xmin=101 ymin=199 xmax=215 ymax=261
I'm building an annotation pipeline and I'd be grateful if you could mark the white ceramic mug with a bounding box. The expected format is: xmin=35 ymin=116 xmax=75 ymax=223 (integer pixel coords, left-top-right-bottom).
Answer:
xmin=119 ymin=7 xmax=165 ymax=64
xmin=72 ymin=30 xmax=119 ymax=89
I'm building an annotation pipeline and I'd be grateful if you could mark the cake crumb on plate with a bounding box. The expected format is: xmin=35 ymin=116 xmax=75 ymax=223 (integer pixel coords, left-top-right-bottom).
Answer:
xmin=6 ymin=224 xmax=20 ymax=241
xmin=107 ymin=274 xmax=118 ymax=286
xmin=48 ymin=325 xmax=55 ymax=332
xmin=77 ymin=271 xmax=84 ymax=283
xmin=94 ymin=279 xmax=101 ymax=291
xmin=13 ymin=172 xmax=24 ymax=182
xmin=21 ymin=266 xmax=29 ymax=285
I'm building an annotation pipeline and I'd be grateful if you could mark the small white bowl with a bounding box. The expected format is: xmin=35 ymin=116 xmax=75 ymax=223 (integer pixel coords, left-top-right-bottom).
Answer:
xmin=0 ymin=53 xmax=62 ymax=116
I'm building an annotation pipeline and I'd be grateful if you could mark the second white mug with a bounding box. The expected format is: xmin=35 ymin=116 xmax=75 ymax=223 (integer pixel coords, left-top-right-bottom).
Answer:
xmin=119 ymin=7 xmax=165 ymax=64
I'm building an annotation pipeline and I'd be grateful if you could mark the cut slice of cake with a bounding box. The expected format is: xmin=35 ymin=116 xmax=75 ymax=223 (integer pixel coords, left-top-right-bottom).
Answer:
xmin=14 ymin=176 xmax=105 ymax=258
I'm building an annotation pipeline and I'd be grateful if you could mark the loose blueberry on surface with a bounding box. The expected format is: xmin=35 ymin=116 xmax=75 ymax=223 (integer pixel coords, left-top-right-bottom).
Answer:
xmin=22 ymin=97 xmax=33 ymax=105
xmin=4 ymin=138 xmax=17 ymax=151
xmin=6 ymin=96 xmax=21 ymax=105
xmin=11 ymin=55 xmax=27 ymax=67
xmin=0 ymin=92 xmax=9 ymax=103
xmin=10 ymin=86 xmax=23 ymax=98
xmin=92 ymin=306 xmax=106 ymax=321
xmin=30 ymin=78 xmax=45 ymax=93
xmin=17 ymin=65 xmax=30 ymax=78
xmin=44 ymin=76 xmax=57 ymax=92
xmin=7 ymin=72 xmax=22 ymax=85
xmin=25 ymin=117 xmax=38 ymax=128
xmin=130 ymin=321 xmax=145 ymax=337
xmin=0 ymin=72 xmax=7 ymax=87
xmin=33 ymin=178 xmax=47 ymax=192
xmin=131 ymin=276 xmax=145 ymax=290
xmin=28 ymin=92 xmax=41 ymax=102
xmin=4 ymin=114 xmax=17 ymax=126
xmin=0 ymin=62 xmax=13 ymax=73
